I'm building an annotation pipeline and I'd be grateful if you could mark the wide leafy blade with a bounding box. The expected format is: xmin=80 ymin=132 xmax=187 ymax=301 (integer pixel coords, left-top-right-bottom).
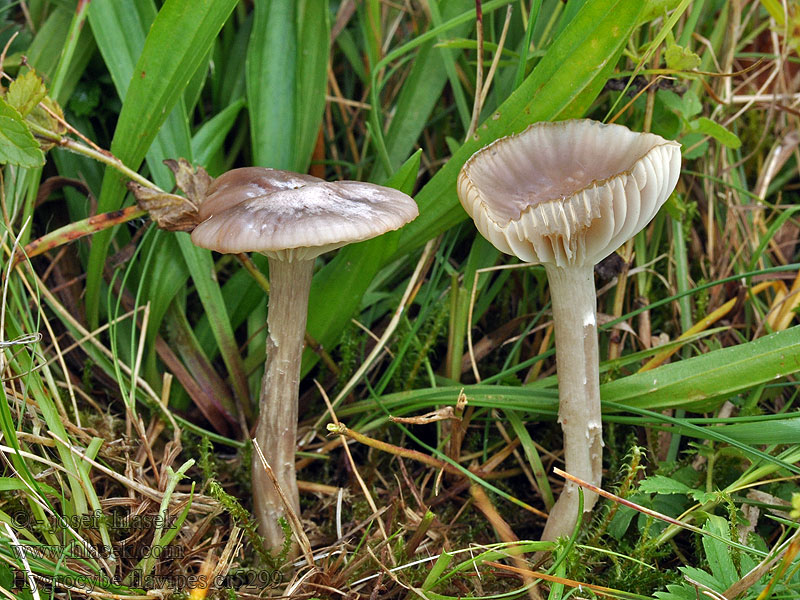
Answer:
xmin=602 ymin=326 xmax=800 ymax=411
xmin=85 ymin=0 xmax=238 ymax=327
xmin=246 ymin=0 xmax=330 ymax=171
xmin=369 ymin=0 xmax=473 ymax=182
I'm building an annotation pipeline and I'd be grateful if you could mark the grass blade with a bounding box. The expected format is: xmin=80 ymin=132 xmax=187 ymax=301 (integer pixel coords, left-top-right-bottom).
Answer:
xmin=85 ymin=0 xmax=237 ymax=327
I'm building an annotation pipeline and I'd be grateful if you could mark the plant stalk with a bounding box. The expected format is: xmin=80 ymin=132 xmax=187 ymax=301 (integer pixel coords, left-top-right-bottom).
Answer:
xmin=540 ymin=263 xmax=602 ymax=541
xmin=252 ymin=257 xmax=314 ymax=550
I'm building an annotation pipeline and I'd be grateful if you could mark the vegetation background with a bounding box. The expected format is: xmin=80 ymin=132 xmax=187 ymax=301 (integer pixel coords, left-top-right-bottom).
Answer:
xmin=0 ymin=0 xmax=799 ymax=598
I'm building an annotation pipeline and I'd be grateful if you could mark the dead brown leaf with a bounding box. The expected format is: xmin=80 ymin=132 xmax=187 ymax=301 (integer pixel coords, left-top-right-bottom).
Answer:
xmin=128 ymin=182 xmax=199 ymax=232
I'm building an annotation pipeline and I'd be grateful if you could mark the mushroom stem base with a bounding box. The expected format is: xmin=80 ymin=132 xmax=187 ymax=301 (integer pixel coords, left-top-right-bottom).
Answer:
xmin=540 ymin=263 xmax=603 ymax=542
xmin=252 ymin=258 xmax=314 ymax=552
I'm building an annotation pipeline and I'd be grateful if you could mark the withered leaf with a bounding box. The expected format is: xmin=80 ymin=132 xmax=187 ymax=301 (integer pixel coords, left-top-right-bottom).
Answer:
xmin=389 ymin=407 xmax=459 ymax=425
xmin=128 ymin=181 xmax=199 ymax=232
xmin=27 ymin=96 xmax=67 ymax=150
xmin=163 ymin=157 xmax=213 ymax=206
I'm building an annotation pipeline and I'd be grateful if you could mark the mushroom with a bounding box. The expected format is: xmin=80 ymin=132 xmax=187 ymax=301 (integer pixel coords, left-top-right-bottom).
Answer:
xmin=457 ymin=119 xmax=681 ymax=541
xmin=191 ymin=167 xmax=419 ymax=549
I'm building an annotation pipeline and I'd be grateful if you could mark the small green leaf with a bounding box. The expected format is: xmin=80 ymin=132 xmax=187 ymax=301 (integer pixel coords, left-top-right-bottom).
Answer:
xmin=654 ymin=584 xmax=702 ymax=600
xmin=702 ymin=515 xmax=739 ymax=588
xmin=26 ymin=95 xmax=66 ymax=138
xmin=0 ymin=97 xmax=45 ymax=167
xmin=638 ymin=474 xmax=693 ymax=495
xmin=0 ymin=563 xmax=13 ymax=590
xmin=678 ymin=566 xmax=725 ymax=592
xmin=5 ymin=69 xmax=48 ymax=117
xmin=659 ymin=88 xmax=702 ymax=119
xmin=680 ymin=131 xmax=708 ymax=159
xmin=640 ymin=0 xmax=683 ymax=22
xmin=690 ymin=117 xmax=742 ymax=148
xmin=689 ymin=490 xmax=716 ymax=504
xmin=665 ymin=43 xmax=701 ymax=70
xmin=639 ymin=468 xmax=714 ymax=503
xmin=608 ymin=504 xmax=638 ymax=539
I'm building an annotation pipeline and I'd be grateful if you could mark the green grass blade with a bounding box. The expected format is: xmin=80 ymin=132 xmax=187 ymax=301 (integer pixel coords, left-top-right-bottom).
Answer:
xmin=191 ymin=98 xmax=245 ymax=167
xmin=602 ymin=327 xmax=800 ymax=412
xmin=87 ymin=0 xmax=150 ymax=98
xmin=175 ymin=233 xmax=251 ymax=420
xmin=246 ymin=0 xmax=329 ymax=171
xmin=27 ymin=6 xmax=95 ymax=103
xmin=85 ymin=0 xmax=237 ymax=327
xmin=370 ymin=0 xmax=473 ymax=182
xmin=246 ymin=0 xmax=296 ymax=168
xmin=293 ymin=0 xmax=330 ymax=171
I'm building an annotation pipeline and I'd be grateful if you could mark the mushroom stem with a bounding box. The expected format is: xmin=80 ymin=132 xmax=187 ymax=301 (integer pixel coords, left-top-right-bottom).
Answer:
xmin=252 ymin=257 xmax=314 ymax=550
xmin=540 ymin=263 xmax=603 ymax=542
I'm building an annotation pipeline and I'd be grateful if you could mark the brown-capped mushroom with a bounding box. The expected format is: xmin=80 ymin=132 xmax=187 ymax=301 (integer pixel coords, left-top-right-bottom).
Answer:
xmin=191 ymin=167 xmax=418 ymax=550
xmin=457 ymin=119 xmax=681 ymax=541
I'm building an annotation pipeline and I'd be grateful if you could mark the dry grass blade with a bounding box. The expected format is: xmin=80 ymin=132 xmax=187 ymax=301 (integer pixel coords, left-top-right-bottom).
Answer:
xmin=252 ymin=440 xmax=315 ymax=568
xmin=486 ymin=560 xmax=641 ymax=599
xmin=317 ymin=380 xmax=391 ymax=548
xmin=389 ymin=406 xmax=458 ymax=424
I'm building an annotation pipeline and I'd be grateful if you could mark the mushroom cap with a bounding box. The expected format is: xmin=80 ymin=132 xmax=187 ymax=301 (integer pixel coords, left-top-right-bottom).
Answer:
xmin=457 ymin=119 xmax=681 ymax=268
xmin=191 ymin=168 xmax=419 ymax=261
xmin=198 ymin=167 xmax=324 ymax=221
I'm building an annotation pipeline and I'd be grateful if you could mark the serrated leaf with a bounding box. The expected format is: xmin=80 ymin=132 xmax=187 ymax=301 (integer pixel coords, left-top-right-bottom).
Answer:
xmin=703 ymin=515 xmax=739 ymax=588
xmin=654 ymin=584 xmax=700 ymax=600
xmin=6 ymin=69 xmax=47 ymax=117
xmin=639 ymin=474 xmax=694 ymax=495
xmin=689 ymin=490 xmax=716 ymax=504
xmin=644 ymin=467 xmax=713 ymax=503
xmin=26 ymin=95 xmax=67 ymax=143
xmin=679 ymin=565 xmax=725 ymax=591
xmin=0 ymin=97 xmax=45 ymax=167
xmin=665 ymin=43 xmax=701 ymax=70
xmin=691 ymin=117 xmax=742 ymax=148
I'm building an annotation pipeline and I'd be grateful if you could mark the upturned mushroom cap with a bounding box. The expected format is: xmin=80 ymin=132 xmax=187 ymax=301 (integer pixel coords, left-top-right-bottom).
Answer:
xmin=457 ymin=119 xmax=681 ymax=268
xmin=191 ymin=168 xmax=419 ymax=261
